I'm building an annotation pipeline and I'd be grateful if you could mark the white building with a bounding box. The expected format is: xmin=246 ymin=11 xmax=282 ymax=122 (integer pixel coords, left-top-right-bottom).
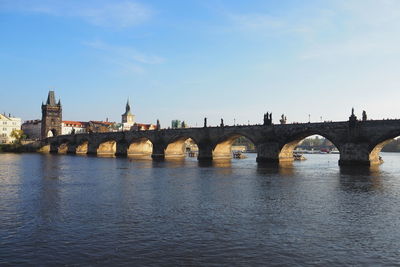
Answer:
xmin=22 ymin=120 xmax=88 ymax=139
xmin=0 ymin=113 xmax=22 ymax=144
xmin=62 ymin=121 xmax=87 ymax=135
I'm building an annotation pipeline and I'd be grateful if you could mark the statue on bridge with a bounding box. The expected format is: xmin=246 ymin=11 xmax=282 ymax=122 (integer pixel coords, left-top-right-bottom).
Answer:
xmin=220 ymin=118 xmax=224 ymax=127
xmin=279 ymin=114 xmax=287 ymax=125
xmin=156 ymin=119 xmax=161 ymax=130
xmin=204 ymin=117 xmax=207 ymax=128
xmin=349 ymin=107 xmax=358 ymax=128
xmin=362 ymin=110 xmax=367 ymax=121
xmin=263 ymin=112 xmax=272 ymax=126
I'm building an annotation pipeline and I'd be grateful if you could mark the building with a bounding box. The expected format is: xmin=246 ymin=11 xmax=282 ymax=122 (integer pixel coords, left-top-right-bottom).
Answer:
xmin=171 ymin=120 xmax=181 ymax=129
xmin=41 ymin=91 xmax=62 ymax=139
xmin=121 ymin=99 xmax=135 ymax=131
xmin=23 ymin=119 xmax=116 ymax=139
xmin=30 ymin=91 xmax=156 ymax=139
xmin=171 ymin=120 xmax=187 ymax=129
xmin=131 ymin=123 xmax=157 ymax=131
xmin=87 ymin=120 xmax=117 ymax=133
xmin=62 ymin=121 xmax=87 ymax=135
xmin=0 ymin=113 xmax=22 ymax=144
xmin=21 ymin=119 xmax=41 ymax=140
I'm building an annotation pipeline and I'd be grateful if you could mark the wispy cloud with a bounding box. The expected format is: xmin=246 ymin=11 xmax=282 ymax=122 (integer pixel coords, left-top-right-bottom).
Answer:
xmin=84 ymin=40 xmax=165 ymax=74
xmin=0 ymin=0 xmax=153 ymax=28
xmin=298 ymin=0 xmax=400 ymax=60
xmin=224 ymin=0 xmax=400 ymax=60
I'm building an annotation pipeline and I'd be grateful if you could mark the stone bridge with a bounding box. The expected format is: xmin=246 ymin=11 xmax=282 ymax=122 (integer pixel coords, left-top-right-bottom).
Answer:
xmin=44 ymin=118 xmax=400 ymax=166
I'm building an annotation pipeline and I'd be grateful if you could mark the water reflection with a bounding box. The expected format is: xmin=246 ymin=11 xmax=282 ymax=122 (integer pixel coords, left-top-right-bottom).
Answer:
xmin=256 ymin=162 xmax=295 ymax=176
xmin=39 ymin=155 xmax=61 ymax=223
xmin=197 ymin=159 xmax=232 ymax=168
xmin=3 ymin=153 xmax=400 ymax=266
xmin=339 ymin=165 xmax=381 ymax=177
xmin=339 ymin=165 xmax=383 ymax=192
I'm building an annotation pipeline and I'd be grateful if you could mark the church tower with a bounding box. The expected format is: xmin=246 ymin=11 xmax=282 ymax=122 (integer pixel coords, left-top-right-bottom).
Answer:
xmin=41 ymin=91 xmax=62 ymax=139
xmin=121 ymin=99 xmax=135 ymax=131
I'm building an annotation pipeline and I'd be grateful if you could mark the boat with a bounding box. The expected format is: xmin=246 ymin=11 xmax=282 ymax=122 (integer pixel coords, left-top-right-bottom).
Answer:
xmin=233 ymin=151 xmax=247 ymax=159
xmin=293 ymin=153 xmax=306 ymax=160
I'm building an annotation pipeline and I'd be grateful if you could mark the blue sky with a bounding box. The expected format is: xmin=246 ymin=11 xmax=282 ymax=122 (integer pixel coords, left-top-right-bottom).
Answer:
xmin=1 ymin=0 xmax=400 ymax=126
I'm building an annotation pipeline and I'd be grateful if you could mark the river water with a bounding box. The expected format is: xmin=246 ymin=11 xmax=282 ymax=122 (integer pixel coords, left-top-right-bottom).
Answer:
xmin=1 ymin=152 xmax=400 ymax=266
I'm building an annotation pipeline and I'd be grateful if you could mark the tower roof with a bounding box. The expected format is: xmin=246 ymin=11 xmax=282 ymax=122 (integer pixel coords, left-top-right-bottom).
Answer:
xmin=45 ymin=90 xmax=60 ymax=106
xmin=122 ymin=98 xmax=133 ymax=116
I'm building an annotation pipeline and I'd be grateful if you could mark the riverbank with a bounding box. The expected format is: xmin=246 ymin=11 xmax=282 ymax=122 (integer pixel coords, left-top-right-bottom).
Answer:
xmin=0 ymin=143 xmax=39 ymax=153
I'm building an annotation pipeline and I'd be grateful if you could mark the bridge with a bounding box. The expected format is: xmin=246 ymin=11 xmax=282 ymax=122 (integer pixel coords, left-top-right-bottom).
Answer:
xmin=43 ymin=115 xmax=400 ymax=166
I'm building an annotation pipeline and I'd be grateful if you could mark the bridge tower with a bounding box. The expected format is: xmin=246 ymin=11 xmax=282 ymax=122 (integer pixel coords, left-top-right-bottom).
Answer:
xmin=41 ymin=91 xmax=62 ymax=140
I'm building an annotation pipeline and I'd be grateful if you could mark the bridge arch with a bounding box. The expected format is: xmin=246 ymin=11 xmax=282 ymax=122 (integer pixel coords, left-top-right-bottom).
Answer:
xmin=278 ymin=131 xmax=340 ymax=162
xmin=57 ymin=138 xmax=73 ymax=154
xmin=47 ymin=129 xmax=58 ymax=138
xmin=76 ymin=139 xmax=89 ymax=154
xmin=164 ymin=136 xmax=199 ymax=159
xmin=127 ymin=137 xmax=153 ymax=159
xmin=96 ymin=138 xmax=118 ymax=156
xmin=213 ymin=133 xmax=256 ymax=160
xmin=369 ymin=130 xmax=400 ymax=165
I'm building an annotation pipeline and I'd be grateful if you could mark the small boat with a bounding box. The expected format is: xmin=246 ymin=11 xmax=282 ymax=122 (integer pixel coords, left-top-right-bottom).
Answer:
xmin=293 ymin=153 xmax=306 ymax=161
xmin=233 ymin=151 xmax=247 ymax=159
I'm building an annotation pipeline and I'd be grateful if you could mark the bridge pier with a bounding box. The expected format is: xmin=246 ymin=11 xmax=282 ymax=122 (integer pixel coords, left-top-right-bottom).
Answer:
xmin=87 ymin=142 xmax=98 ymax=155
xmin=50 ymin=143 xmax=59 ymax=153
xmin=338 ymin=142 xmax=375 ymax=166
xmin=256 ymin=142 xmax=281 ymax=163
xmin=67 ymin=144 xmax=77 ymax=154
xmin=197 ymin=145 xmax=213 ymax=162
xmin=151 ymin=143 xmax=165 ymax=160
xmin=115 ymin=142 xmax=128 ymax=157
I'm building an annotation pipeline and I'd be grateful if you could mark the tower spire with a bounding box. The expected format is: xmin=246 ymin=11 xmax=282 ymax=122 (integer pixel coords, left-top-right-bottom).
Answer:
xmin=46 ymin=90 xmax=56 ymax=106
xmin=126 ymin=97 xmax=131 ymax=113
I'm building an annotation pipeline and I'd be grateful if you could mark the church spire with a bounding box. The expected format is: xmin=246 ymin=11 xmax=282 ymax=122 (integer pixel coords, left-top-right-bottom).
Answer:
xmin=126 ymin=98 xmax=131 ymax=113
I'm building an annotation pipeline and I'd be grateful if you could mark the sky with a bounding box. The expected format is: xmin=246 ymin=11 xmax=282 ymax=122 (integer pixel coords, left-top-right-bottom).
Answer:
xmin=1 ymin=0 xmax=400 ymax=127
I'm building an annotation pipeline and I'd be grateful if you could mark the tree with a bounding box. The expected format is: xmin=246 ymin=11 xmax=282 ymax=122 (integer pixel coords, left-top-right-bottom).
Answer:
xmin=10 ymin=129 xmax=26 ymax=144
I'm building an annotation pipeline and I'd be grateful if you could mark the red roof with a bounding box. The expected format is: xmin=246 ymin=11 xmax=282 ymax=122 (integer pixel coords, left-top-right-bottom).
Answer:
xmin=63 ymin=121 xmax=87 ymax=127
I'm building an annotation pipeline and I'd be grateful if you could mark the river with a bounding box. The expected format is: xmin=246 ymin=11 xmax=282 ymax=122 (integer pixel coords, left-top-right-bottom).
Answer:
xmin=1 ymin=152 xmax=400 ymax=266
